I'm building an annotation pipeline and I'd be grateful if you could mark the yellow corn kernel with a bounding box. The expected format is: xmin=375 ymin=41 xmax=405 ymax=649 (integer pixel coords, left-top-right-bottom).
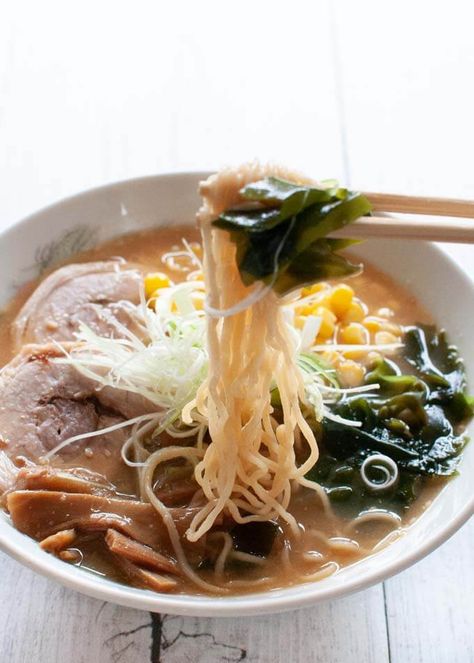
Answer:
xmin=145 ymin=272 xmax=172 ymax=299
xmin=295 ymin=304 xmax=314 ymax=317
xmin=191 ymin=293 xmax=205 ymax=310
xmin=321 ymin=350 xmax=341 ymax=367
xmin=320 ymin=294 xmax=334 ymax=309
xmin=337 ymin=360 xmax=365 ymax=387
xmin=330 ymin=284 xmax=354 ymax=318
xmin=375 ymin=331 xmax=399 ymax=345
xmin=315 ymin=306 xmax=336 ymax=340
xmin=363 ymin=316 xmax=382 ymax=333
xmin=294 ymin=315 xmax=306 ymax=330
xmin=301 ymin=282 xmax=329 ymax=297
xmin=344 ymin=350 xmax=367 ymax=361
xmin=339 ymin=322 xmax=369 ymax=345
xmin=341 ymin=299 xmax=366 ymax=324
xmin=297 ymin=293 xmax=330 ymax=315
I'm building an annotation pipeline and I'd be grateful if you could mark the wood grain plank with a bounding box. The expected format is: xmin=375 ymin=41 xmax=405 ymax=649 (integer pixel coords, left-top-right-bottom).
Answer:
xmin=0 ymin=550 xmax=391 ymax=663
xmin=155 ymin=587 xmax=389 ymax=663
xmin=385 ymin=520 xmax=474 ymax=663
xmin=0 ymin=551 xmax=153 ymax=663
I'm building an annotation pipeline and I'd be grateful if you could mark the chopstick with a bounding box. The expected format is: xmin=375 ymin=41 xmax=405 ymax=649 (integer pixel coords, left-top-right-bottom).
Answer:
xmin=338 ymin=215 xmax=474 ymax=244
xmin=334 ymin=192 xmax=474 ymax=244
xmin=364 ymin=192 xmax=474 ymax=218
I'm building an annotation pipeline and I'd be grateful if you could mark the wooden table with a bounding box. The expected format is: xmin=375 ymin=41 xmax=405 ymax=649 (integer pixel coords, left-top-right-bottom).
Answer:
xmin=0 ymin=2 xmax=473 ymax=661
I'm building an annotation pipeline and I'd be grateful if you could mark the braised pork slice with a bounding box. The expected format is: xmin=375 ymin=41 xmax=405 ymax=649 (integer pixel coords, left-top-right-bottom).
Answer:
xmin=14 ymin=261 xmax=143 ymax=348
xmin=0 ymin=343 xmax=155 ymax=492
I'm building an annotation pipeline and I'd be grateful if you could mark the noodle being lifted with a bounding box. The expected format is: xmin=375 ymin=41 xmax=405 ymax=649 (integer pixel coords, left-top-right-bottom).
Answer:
xmin=0 ymin=164 xmax=471 ymax=595
xmin=187 ymin=165 xmax=329 ymax=540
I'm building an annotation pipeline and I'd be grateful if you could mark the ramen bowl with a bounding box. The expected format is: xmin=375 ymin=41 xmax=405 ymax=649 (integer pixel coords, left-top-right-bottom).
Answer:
xmin=0 ymin=172 xmax=472 ymax=616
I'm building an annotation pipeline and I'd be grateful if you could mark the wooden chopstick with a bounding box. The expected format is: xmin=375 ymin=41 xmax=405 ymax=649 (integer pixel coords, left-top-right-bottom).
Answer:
xmin=364 ymin=192 xmax=474 ymax=218
xmin=333 ymin=192 xmax=474 ymax=243
xmin=337 ymin=215 xmax=474 ymax=244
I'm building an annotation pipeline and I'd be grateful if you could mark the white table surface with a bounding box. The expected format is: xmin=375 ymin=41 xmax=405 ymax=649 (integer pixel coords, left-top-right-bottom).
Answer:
xmin=0 ymin=2 xmax=473 ymax=661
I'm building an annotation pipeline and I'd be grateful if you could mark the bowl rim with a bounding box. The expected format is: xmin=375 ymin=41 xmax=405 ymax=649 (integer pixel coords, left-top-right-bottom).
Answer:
xmin=0 ymin=171 xmax=473 ymax=617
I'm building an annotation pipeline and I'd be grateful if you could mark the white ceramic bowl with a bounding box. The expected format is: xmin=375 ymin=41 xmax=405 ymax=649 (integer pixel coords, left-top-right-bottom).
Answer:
xmin=0 ymin=173 xmax=472 ymax=617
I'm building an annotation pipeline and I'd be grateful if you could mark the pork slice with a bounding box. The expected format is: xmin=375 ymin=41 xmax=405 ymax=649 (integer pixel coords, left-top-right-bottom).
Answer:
xmin=0 ymin=343 xmax=156 ymax=492
xmin=14 ymin=261 xmax=143 ymax=348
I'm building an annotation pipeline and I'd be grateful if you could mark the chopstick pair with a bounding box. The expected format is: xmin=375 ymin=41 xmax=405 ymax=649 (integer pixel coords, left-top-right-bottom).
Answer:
xmin=336 ymin=192 xmax=474 ymax=243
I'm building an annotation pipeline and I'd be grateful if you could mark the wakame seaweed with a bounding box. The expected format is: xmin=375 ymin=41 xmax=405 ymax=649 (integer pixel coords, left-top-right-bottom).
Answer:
xmin=213 ymin=177 xmax=371 ymax=295
xmin=306 ymin=453 xmax=425 ymax=518
xmin=307 ymin=325 xmax=472 ymax=514
xmin=231 ymin=521 xmax=280 ymax=558
xmin=404 ymin=325 xmax=474 ymax=422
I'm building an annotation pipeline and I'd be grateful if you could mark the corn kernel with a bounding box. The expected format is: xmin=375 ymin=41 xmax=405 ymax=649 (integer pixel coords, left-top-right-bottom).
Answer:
xmin=337 ymin=360 xmax=365 ymax=387
xmin=321 ymin=350 xmax=341 ymax=367
xmin=315 ymin=306 xmax=336 ymax=340
xmin=363 ymin=316 xmax=382 ymax=333
xmin=320 ymin=294 xmax=334 ymax=310
xmin=295 ymin=304 xmax=314 ymax=317
xmin=145 ymin=272 xmax=172 ymax=299
xmin=330 ymin=284 xmax=354 ymax=318
xmin=344 ymin=349 xmax=368 ymax=360
xmin=339 ymin=322 xmax=369 ymax=345
xmin=341 ymin=299 xmax=366 ymax=324
xmin=301 ymin=282 xmax=329 ymax=297
xmin=191 ymin=293 xmax=205 ymax=310
xmin=375 ymin=331 xmax=399 ymax=345
xmin=294 ymin=315 xmax=306 ymax=330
